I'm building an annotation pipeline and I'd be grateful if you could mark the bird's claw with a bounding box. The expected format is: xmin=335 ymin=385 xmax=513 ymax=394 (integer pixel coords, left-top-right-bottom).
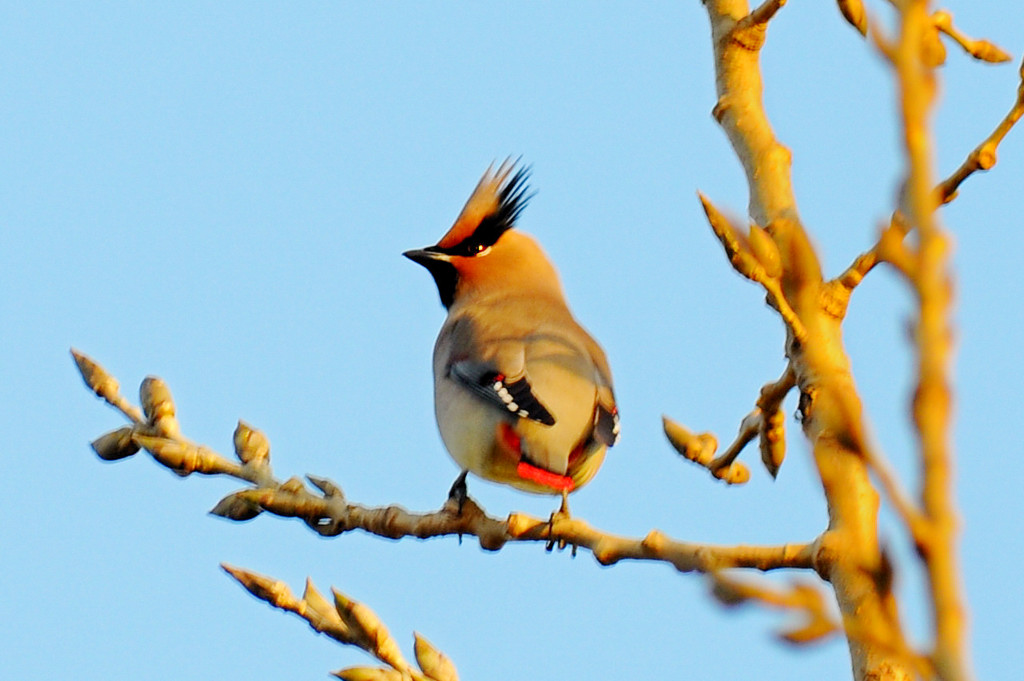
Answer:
xmin=545 ymin=490 xmax=573 ymax=552
xmin=447 ymin=470 xmax=469 ymax=515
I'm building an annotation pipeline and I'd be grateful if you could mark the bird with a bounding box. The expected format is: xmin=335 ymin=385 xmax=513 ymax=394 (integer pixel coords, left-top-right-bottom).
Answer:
xmin=404 ymin=160 xmax=619 ymax=514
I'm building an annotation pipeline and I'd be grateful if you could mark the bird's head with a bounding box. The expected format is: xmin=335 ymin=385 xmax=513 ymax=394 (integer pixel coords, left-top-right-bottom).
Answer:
xmin=404 ymin=160 xmax=562 ymax=309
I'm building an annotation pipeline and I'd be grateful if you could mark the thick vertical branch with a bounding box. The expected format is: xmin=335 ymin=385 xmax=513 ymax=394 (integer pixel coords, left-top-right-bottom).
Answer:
xmin=894 ymin=3 xmax=970 ymax=680
xmin=702 ymin=2 xmax=912 ymax=680
xmin=707 ymin=1 xmax=798 ymax=227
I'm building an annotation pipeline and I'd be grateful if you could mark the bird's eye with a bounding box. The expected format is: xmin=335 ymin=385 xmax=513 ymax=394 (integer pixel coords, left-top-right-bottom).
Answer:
xmin=474 ymin=244 xmax=491 ymax=256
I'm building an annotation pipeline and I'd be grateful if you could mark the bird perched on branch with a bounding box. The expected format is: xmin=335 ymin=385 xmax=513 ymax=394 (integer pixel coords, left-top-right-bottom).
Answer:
xmin=404 ymin=161 xmax=619 ymax=513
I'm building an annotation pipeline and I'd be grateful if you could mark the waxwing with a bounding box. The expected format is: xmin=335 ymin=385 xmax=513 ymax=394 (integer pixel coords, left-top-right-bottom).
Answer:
xmin=404 ymin=161 xmax=619 ymax=508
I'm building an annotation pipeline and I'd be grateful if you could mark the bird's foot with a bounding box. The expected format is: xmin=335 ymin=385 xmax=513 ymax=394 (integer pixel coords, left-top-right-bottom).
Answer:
xmin=447 ymin=470 xmax=469 ymax=515
xmin=545 ymin=490 xmax=573 ymax=553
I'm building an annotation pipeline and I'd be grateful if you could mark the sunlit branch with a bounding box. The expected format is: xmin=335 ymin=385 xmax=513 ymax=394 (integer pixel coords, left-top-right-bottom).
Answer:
xmin=932 ymin=10 xmax=1012 ymax=64
xmin=741 ymin=0 xmax=787 ymax=30
xmin=664 ymin=363 xmax=795 ymax=481
xmin=708 ymin=571 xmax=839 ymax=645
xmin=73 ymin=350 xmax=819 ymax=576
xmin=891 ymin=2 xmax=971 ymax=679
xmin=936 ymin=56 xmax=1024 ymax=205
xmin=223 ymin=565 xmax=458 ymax=681
xmin=703 ymin=3 xmax=913 ymax=680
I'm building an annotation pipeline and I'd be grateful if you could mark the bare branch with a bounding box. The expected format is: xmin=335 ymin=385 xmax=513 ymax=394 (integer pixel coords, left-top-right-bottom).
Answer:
xmin=892 ymin=3 xmax=971 ymax=679
xmin=74 ymin=350 xmax=819 ymax=575
xmin=835 ymin=54 xmax=1020 ymax=299
xmin=223 ymin=565 xmax=453 ymax=681
xmin=664 ymin=363 xmax=795 ymax=482
xmin=710 ymin=413 xmax=759 ymax=479
xmin=662 ymin=416 xmax=750 ymax=484
xmin=861 ymin=445 xmax=928 ymax=552
xmin=932 ymin=10 xmax=1013 ymax=64
xmin=834 ymin=216 xmax=907 ymax=293
xmin=698 ymin=193 xmax=808 ymax=343
xmin=702 ymin=3 xmax=915 ymax=679
xmin=741 ymin=0 xmax=787 ymax=30
xmin=708 ymin=571 xmax=839 ymax=645
xmin=704 ymin=1 xmax=800 ymax=226
xmin=71 ymin=348 xmax=144 ymax=424
xmin=936 ymin=55 xmax=1024 ymax=205
xmin=852 ymin=1 xmax=1012 ymax=66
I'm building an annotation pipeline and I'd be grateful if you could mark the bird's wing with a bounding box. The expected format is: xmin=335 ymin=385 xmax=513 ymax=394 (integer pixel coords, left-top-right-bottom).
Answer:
xmin=448 ymin=358 xmax=556 ymax=426
xmin=592 ymin=398 xmax=620 ymax=447
xmin=563 ymin=319 xmax=620 ymax=448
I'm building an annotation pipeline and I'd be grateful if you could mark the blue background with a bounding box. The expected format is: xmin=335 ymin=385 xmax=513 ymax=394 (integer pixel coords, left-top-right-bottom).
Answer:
xmin=3 ymin=3 xmax=1022 ymax=679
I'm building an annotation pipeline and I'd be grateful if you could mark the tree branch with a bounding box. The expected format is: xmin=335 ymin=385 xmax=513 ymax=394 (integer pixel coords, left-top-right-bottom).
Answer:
xmin=73 ymin=349 xmax=819 ymax=575
xmin=890 ymin=3 xmax=971 ymax=679
xmin=936 ymin=55 xmax=1024 ymax=205
xmin=831 ymin=52 xmax=1020 ymax=299
xmin=698 ymin=193 xmax=808 ymax=343
xmin=708 ymin=571 xmax=839 ymax=645
xmin=838 ymin=0 xmax=1013 ymax=67
xmin=702 ymin=3 xmax=913 ymax=679
xmin=664 ymin=363 xmax=795 ymax=481
xmin=931 ymin=10 xmax=1012 ymax=64
xmin=223 ymin=565 xmax=459 ymax=681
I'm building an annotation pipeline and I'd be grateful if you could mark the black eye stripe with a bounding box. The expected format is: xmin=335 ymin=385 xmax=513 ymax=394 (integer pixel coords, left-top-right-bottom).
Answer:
xmin=436 ymin=166 xmax=532 ymax=258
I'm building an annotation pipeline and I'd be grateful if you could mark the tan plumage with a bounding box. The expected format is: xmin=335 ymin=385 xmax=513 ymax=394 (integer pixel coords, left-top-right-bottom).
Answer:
xmin=405 ymin=161 xmax=618 ymax=498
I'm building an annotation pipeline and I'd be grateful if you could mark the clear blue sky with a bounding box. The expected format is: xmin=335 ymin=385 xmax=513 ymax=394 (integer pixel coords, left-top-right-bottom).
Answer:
xmin=3 ymin=3 xmax=1022 ymax=680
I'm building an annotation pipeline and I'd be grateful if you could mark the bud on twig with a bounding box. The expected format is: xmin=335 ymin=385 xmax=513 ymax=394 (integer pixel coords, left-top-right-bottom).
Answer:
xmin=303 ymin=578 xmax=347 ymax=629
xmin=837 ymin=0 xmax=867 ymax=37
xmin=91 ymin=427 xmax=140 ymax=461
xmin=222 ymin=563 xmax=300 ymax=611
xmin=233 ymin=420 xmax=271 ymax=467
xmin=415 ymin=633 xmax=459 ymax=681
xmin=662 ymin=416 xmax=716 ymax=466
xmin=333 ymin=668 xmax=405 ymax=681
xmin=71 ymin=349 xmax=120 ymax=404
xmin=131 ymin=433 xmax=196 ymax=475
xmin=759 ymin=407 xmax=786 ymax=478
xmin=210 ymin=491 xmax=264 ymax=521
xmin=308 ymin=475 xmax=345 ymax=501
xmin=333 ymin=588 xmax=409 ymax=671
xmin=140 ymin=376 xmax=179 ymax=436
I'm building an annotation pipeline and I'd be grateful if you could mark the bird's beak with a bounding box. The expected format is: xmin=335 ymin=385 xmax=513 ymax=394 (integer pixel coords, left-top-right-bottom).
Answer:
xmin=403 ymin=247 xmax=449 ymax=267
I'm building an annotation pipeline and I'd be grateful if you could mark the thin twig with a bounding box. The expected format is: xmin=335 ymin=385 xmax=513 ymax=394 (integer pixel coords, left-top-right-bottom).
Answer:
xmin=936 ymin=56 xmax=1024 ymax=205
xmin=708 ymin=571 xmax=839 ymax=645
xmin=834 ymin=215 xmax=911 ymax=294
xmin=665 ymin=364 xmax=795 ymax=481
xmin=223 ymin=566 xmax=458 ymax=681
xmin=742 ymin=0 xmax=787 ymax=29
xmin=932 ymin=10 xmax=1012 ymax=64
xmin=698 ymin=193 xmax=808 ymax=343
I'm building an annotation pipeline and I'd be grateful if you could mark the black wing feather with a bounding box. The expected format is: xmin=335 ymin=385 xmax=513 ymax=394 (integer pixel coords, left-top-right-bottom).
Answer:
xmin=593 ymin=404 xmax=620 ymax=447
xmin=450 ymin=362 xmax=555 ymax=426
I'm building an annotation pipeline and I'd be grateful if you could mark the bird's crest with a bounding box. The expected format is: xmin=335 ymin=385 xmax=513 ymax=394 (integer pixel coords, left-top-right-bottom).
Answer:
xmin=437 ymin=159 xmax=533 ymax=252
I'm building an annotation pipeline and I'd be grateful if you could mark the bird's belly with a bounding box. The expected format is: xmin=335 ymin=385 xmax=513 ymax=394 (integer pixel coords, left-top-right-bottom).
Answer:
xmin=433 ymin=377 xmax=604 ymax=495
